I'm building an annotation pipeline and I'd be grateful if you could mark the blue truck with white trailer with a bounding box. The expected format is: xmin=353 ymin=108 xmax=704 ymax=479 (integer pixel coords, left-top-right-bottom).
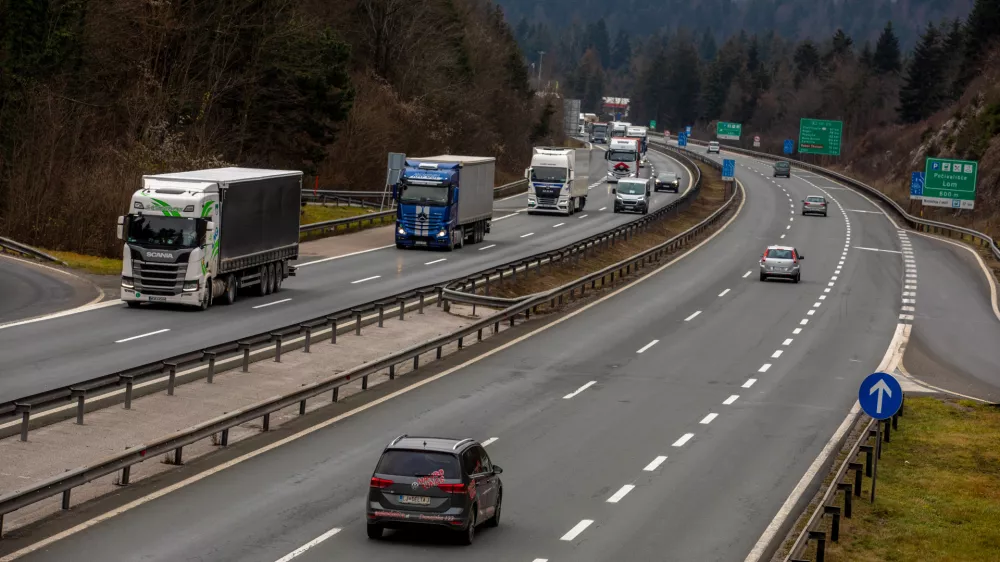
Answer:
xmin=393 ymin=155 xmax=496 ymax=250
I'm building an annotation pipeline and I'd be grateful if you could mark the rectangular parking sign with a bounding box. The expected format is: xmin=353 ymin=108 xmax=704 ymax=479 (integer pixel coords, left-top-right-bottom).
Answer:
xmin=722 ymin=159 xmax=735 ymax=181
xmin=909 ymin=172 xmax=924 ymax=199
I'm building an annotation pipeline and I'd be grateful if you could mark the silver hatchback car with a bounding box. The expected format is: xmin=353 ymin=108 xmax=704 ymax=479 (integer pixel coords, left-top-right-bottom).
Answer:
xmin=802 ymin=195 xmax=828 ymax=216
xmin=759 ymin=245 xmax=804 ymax=283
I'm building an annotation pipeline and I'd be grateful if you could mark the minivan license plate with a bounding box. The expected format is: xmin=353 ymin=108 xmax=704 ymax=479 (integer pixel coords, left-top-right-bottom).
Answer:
xmin=399 ymin=495 xmax=430 ymax=505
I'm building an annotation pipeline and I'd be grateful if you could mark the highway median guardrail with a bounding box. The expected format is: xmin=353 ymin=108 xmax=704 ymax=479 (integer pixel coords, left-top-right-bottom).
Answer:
xmin=0 ymin=237 xmax=67 ymax=266
xmin=0 ymin=146 xmax=739 ymax=536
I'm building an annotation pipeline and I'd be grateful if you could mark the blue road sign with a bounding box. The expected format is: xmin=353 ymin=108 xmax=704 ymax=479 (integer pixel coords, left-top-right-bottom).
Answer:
xmin=858 ymin=372 xmax=903 ymax=420
xmin=616 ymin=112 xmax=623 ymax=121
xmin=722 ymin=159 xmax=735 ymax=181
xmin=910 ymin=172 xmax=925 ymax=199
xmin=685 ymin=126 xmax=692 ymax=135
xmin=677 ymin=132 xmax=687 ymax=147
xmin=783 ymin=139 xmax=794 ymax=154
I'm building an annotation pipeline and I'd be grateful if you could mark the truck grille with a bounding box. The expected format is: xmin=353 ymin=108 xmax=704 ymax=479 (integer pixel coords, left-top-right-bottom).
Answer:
xmin=537 ymin=197 xmax=559 ymax=207
xmin=133 ymin=261 xmax=185 ymax=295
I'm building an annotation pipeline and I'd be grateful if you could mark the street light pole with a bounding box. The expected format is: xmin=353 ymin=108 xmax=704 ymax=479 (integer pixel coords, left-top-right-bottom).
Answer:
xmin=537 ymin=51 xmax=545 ymax=90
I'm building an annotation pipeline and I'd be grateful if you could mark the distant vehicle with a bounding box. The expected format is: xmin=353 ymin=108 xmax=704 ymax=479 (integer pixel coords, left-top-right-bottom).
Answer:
xmin=118 ymin=167 xmax=302 ymax=310
xmin=611 ymin=122 xmax=629 ymax=138
xmin=613 ymin=177 xmax=651 ymax=214
xmin=759 ymin=245 xmax=804 ymax=283
xmin=773 ymin=160 xmax=791 ymax=178
xmin=526 ymin=147 xmax=588 ymax=215
xmin=707 ymin=141 xmax=720 ymax=154
xmin=393 ymin=155 xmax=495 ymax=251
xmin=590 ymin=123 xmax=609 ymax=144
xmin=626 ymin=126 xmax=649 ymax=167
xmin=367 ymin=436 xmax=503 ymax=545
xmin=654 ymin=171 xmax=680 ymax=193
xmin=606 ymin=138 xmax=641 ymax=182
xmin=802 ymin=195 xmax=828 ymax=217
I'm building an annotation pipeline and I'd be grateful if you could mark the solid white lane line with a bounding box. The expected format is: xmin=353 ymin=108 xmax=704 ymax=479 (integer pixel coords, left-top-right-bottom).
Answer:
xmin=561 ymin=520 xmax=594 ymax=541
xmin=115 ymin=329 xmax=170 ymax=343
xmin=637 ymin=340 xmax=659 ymax=354
xmin=520 ymin=232 xmax=534 ymax=238
xmin=793 ymin=328 xmax=802 ymax=334
xmin=771 ymin=350 xmax=783 ymax=358
xmin=643 ymin=456 xmax=668 ymax=471
xmin=479 ymin=244 xmax=496 ymax=250
xmin=759 ymin=363 xmax=772 ymax=372
xmin=553 ymin=223 xmax=565 ymax=228
xmin=672 ymin=433 xmax=695 ymax=447
xmin=481 ymin=437 xmax=499 ymax=447
xmin=563 ymin=381 xmax=597 ymax=399
xmin=606 ymin=484 xmax=636 ymax=503
xmin=743 ymin=271 xmax=752 ymax=278
xmin=684 ymin=311 xmax=702 ymax=322
xmin=424 ymin=258 xmax=447 ymax=265
xmin=845 ymin=209 xmax=882 ymax=214
xmin=351 ymin=275 xmax=381 ymax=284
xmin=577 ymin=214 xmax=589 ymax=219
xmin=274 ymin=527 xmax=342 ymax=562
xmin=853 ymin=246 xmax=902 ymax=254
xmin=782 ymin=338 xmax=793 ymax=345
xmin=742 ymin=378 xmax=757 ymax=388
xmin=252 ymin=298 xmax=292 ymax=309
xmin=723 ymin=395 xmax=739 ymax=405
xmin=718 ymin=288 xmax=731 ymax=297
xmin=700 ymin=413 xmax=719 ymax=424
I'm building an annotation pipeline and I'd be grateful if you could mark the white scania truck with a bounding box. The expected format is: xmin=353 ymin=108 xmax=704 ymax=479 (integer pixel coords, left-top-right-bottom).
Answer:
xmin=605 ymin=138 xmax=640 ymax=183
xmin=525 ymin=147 xmax=589 ymax=215
xmin=117 ymin=167 xmax=303 ymax=310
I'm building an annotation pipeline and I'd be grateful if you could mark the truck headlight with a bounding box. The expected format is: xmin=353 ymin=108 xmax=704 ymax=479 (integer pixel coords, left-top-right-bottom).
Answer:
xmin=397 ymin=227 xmax=406 ymax=235
xmin=121 ymin=276 xmax=134 ymax=289
xmin=183 ymin=280 xmax=200 ymax=292
xmin=436 ymin=230 xmax=448 ymax=238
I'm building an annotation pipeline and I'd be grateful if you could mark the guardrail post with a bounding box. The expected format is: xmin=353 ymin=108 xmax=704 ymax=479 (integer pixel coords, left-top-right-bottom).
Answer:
xmin=494 ymin=321 xmax=500 ymax=334
xmin=419 ymin=292 xmax=426 ymax=314
xmin=892 ymin=411 xmax=899 ymax=430
xmin=477 ymin=328 xmax=483 ymax=341
xmin=378 ymin=304 xmax=385 ymax=327
xmin=262 ymin=413 xmax=270 ymax=432
xmin=61 ymin=489 xmax=71 ymax=510
xmin=118 ymin=465 xmax=131 ymax=486
xmin=299 ymin=399 xmax=307 ymax=415
xmin=328 ymin=317 xmax=338 ymax=344
xmin=302 ymin=326 xmax=312 ymax=353
xmin=458 ymin=337 xmax=463 ymax=349
xmin=509 ymin=315 xmax=515 ymax=327
xmin=390 ymin=364 xmax=396 ymax=379
xmin=823 ymin=505 xmax=841 ymax=541
xmin=808 ymin=530 xmax=826 ymax=562
xmin=71 ymin=388 xmax=86 ymax=425
xmin=436 ymin=287 xmax=444 ymax=307
xmin=332 ymin=387 xmax=339 ymax=402
xmin=484 ymin=275 xmax=490 ymax=296
xmin=271 ymin=333 xmax=283 ymax=363
xmin=362 ymin=373 xmax=368 ymax=390
xmin=837 ymin=482 xmax=853 ymax=518
xmin=174 ymin=446 xmax=183 ymax=465
xmin=238 ymin=341 xmax=251 ymax=372
xmin=398 ymin=297 xmax=406 ymax=320
xmin=220 ymin=428 xmax=230 ymax=447
xmin=204 ymin=351 xmax=217 ymax=383
xmin=436 ymin=346 xmax=443 ymax=359
xmin=859 ymin=444 xmax=873 ymax=476
xmin=15 ymin=403 xmax=30 ymax=442
xmin=883 ymin=419 xmax=891 ymax=443
xmin=413 ymin=354 xmax=420 ymax=370
xmin=355 ymin=311 xmax=362 ymax=335
xmin=849 ymin=461 xmax=864 ymax=498
xmin=163 ymin=362 xmax=178 ymax=395
xmin=121 ymin=374 xmax=136 ymax=409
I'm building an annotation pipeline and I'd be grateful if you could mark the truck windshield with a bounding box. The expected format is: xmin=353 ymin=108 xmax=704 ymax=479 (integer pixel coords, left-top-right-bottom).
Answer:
xmin=399 ymin=184 xmax=449 ymax=205
xmin=127 ymin=215 xmax=201 ymax=248
xmin=608 ymin=150 xmax=636 ymax=162
xmin=531 ymin=166 xmax=567 ymax=182
xmin=617 ymin=182 xmax=646 ymax=195
xmin=593 ymin=125 xmax=608 ymax=134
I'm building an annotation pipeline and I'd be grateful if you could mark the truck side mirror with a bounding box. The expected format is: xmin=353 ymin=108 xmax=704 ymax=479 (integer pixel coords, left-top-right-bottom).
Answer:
xmin=611 ymin=188 xmax=616 ymax=194
xmin=524 ymin=168 xmax=529 ymax=180
xmin=391 ymin=184 xmax=398 ymax=199
xmin=203 ymin=221 xmax=215 ymax=245
xmin=116 ymin=216 xmax=125 ymax=241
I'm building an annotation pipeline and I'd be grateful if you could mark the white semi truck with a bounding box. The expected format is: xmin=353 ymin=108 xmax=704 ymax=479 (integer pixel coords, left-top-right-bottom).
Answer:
xmin=627 ymin=126 xmax=649 ymax=167
xmin=605 ymin=138 xmax=640 ymax=183
xmin=525 ymin=147 xmax=589 ymax=215
xmin=117 ymin=167 xmax=303 ymax=310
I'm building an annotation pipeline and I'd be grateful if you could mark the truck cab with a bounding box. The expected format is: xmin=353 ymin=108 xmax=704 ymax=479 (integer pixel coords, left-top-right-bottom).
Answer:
xmin=606 ymin=138 xmax=640 ymax=183
xmin=626 ymin=126 xmax=649 ymax=167
xmin=590 ymin=123 xmax=609 ymax=144
xmin=525 ymin=147 xmax=586 ymax=215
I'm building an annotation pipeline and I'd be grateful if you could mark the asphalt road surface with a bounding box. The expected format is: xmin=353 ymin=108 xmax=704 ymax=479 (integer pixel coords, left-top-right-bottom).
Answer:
xmin=0 ymin=256 xmax=98 ymax=325
xmin=0 ymin=147 xmax=688 ymax=402
xmin=8 ymin=147 xmax=912 ymax=562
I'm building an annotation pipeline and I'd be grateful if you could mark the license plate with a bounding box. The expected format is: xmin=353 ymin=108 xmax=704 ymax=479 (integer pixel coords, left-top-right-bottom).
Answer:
xmin=148 ymin=296 xmax=166 ymax=301
xmin=414 ymin=241 xmax=427 ymax=246
xmin=398 ymin=495 xmax=430 ymax=505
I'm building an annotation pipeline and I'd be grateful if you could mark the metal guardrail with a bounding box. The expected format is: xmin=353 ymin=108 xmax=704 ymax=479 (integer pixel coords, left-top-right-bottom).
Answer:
xmin=0 ymin=145 xmax=737 ymax=534
xmin=650 ymin=134 xmax=1000 ymax=263
xmin=0 ymin=237 xmax=67 ymax=266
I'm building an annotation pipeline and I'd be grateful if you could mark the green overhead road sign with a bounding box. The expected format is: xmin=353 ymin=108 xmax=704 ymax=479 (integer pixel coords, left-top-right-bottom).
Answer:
xmin=923 ymin=157 xmax=978 ymax=209
xmin=650 ymin=120 xmax=657 ymax=129
xmin=798 ymin=118 xmax=843 ymax=156
xmin=716 ymin=122 xmax=742 ymax=140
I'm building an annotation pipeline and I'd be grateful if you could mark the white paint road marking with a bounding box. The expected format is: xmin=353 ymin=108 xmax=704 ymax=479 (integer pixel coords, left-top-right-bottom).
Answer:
xmin=481 ymin=437 xmax=498 ymax=447
xmin=853 ymin=246 xmax=902 ymax=254
xmin=492 ymin=212 xmax=519 ymax=221
xmin=606 ymin=484 xmax=636 ymax=503
xmin=758 ymin=363 xmax=772 ymax=372
xmin=424 ymin=258 xmax=447 ymax=265
xmin=599 ymin=207 xmax=607 ymax=211
xmin=723 ymin=395 xmax=739 ymax=405
xmin=274 ymin=527 xmax=342 ymax=562
xmin=115 ymin=328 xmax=170 ymax=343
xmin=577 ymin=214 xmax=589 ymax=219
xmin=718 ymin=288 xmax=731 ymax=297
xmin=743 ymin=271 xmax=752 ymax=278
xmin=672 ymin=433 xmax=695 ymax=447
xmin=351 ymin=275 xmax=381 ymax=284
xmin=793 ymin=328 xmax=802 ymax=334
xmin=636 ymin=340 xmax=659 ymax=354
xmin=684 ymin=311 xmax=702 ymax=322
xmin=520 ymin=232 xmax=534 ymax=238
xmin=700 ymin=413 xmax=719 ymax=424
xmin=807 ymin=310 xmax=816 ymax=316
xmin=771 ymin=350 xmax=783 ymax=358
xmin=643 ymin=456 xmax=668 ymax=471
xmin=252 ymin=298 xmax=292 ymax=309
xmin=479 ymin=244 xmax=496 ymax=251
xmin=845 ymin=209 xmax=882 ymax=213
xmin=552 ymin=223 xmax=565 ymax=228
xmin=563 ymin=381 xmax=597 ymax=399
xmin=782 ymin=338 xmax=793 ymax=345
xmin=532 ymin=559 xmax=549 ymax=562
xmin=561 ymin=520 xmax=594 ymax=541
xmin=800 ymin=319 xmax=809 ymax=325
xmin=0 ymin=298 xmax=122 ymax=332
xmin=295 ymin=245 xmax=394 ymax=267
xmin=743 ymin=378 xmax=757 ymax=388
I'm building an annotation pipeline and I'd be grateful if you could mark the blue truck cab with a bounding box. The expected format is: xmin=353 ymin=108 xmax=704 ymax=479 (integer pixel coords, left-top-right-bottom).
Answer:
xmin=393 ymin=155 xmax=496 ymax=251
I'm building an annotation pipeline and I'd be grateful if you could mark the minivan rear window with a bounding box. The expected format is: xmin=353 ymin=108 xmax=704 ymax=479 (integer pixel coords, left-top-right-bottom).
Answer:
xmin=376 ymin=450 xmax=461 ymax=479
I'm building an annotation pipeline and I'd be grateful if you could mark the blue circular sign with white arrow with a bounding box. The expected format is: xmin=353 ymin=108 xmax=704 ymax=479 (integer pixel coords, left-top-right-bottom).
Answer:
xmin=858 ymin=372 xmax=903 ymax=420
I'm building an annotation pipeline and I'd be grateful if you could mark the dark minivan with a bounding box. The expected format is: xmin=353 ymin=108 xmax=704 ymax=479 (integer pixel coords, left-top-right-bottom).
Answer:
xmin=773 ymin=160 xmax=791 ymax=178
xmin=367 ymin=436 xmax=503 ymax=545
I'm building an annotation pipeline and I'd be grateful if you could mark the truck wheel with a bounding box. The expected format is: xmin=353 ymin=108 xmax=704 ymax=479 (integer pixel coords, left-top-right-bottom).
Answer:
xmin=579 ymin=197 xmax=586 ymax=210
xmin=567 ymin=198 xmax=575 ymax=215
xmin=198 ymin=280 xmax=213 ymax=310
xmin=222 ymin=275 xmax=238 ymax=305
xmin=456 ymin=229 xmax=464 ymax=249
xmin=257 ymin=265 xmax=270 ymax=296
xmin=273 ymin=263 xmax=283 ymax=292
xmin=265 ymin=263 xmax=276 ymax=294
xmin=126 ymin=301 xmax=141 ymax=309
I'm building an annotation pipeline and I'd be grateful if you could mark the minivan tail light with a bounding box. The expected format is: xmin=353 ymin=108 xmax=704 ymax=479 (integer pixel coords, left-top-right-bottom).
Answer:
xmin=370 ymin=477 xmax=394 ymax=489
xmin=438 ymin=482 xmax=467 ymax=494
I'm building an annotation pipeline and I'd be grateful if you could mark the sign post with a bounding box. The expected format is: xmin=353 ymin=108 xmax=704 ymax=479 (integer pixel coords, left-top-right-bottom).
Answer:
xmin=753 ymin=135 xmax=761 ymax=148
xmin=798 ymin=118 xmax=843 ymax=156
xmin=381 ymin=152 xmax=406 ymax=211
xmin=858 ymin=372 xmax=903 ymax=503
xmin=783 ymin=139 xmax=794 ymax=155
xmin=716 ymin=122 xmax=742 ymax=141
xmin=922 ymin=157 xmax=977 ymax=209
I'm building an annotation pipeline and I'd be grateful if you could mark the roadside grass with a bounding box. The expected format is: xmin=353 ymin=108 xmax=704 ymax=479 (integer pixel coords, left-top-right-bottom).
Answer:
xmin=300 ymin=204 xmax=376 ymax=225
xmin=44 ymin=250 xmax=122 ymax=276
xmin=820 ymin=397 xmax=1000 ymax=562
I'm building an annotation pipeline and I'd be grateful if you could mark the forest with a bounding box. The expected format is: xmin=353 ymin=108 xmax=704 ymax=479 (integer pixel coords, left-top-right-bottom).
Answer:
xmin=0 ymin=0 xmax=552 ymax=257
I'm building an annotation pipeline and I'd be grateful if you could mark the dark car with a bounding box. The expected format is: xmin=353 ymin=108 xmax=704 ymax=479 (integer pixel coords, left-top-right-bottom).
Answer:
xmin=773 ymin=160 xmax=791 ymax=178
xmin=801 ymin=195 xmax=828 ymax=216
xmin=655 ymin=171 xmax=680 ymax=193
xmin=367 ymin=436 xmax=503 ymax=545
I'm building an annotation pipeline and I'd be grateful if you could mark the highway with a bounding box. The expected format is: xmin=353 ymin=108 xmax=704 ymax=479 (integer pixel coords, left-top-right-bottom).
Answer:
xmin=0 ymin=147 xmax=689 ymax=402
xmin=7 ymin=148 xmax=913 ymax=561
xmin=0 ymin=256 xmax=99 ymax=325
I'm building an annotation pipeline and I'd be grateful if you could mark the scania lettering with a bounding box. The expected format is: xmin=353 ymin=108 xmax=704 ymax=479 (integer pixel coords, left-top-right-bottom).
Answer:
xmin=626 ymin=126 xmax=649 ymax=167
xmin=393 ymin=155 xmax=495 ymax=250
xmin=525 ymin=147 xmax=589 ymax=215
xmin=590 ymin=123 xmax=610 ymax=144
xmin=117 ymin=167 xmax=302 ymax=310
xmin=606 ymin=138 xmax=640 ymax=183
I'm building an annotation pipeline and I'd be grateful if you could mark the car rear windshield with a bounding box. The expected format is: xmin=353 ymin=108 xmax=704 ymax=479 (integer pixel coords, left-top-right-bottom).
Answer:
xmin=376 ymin=450 xmax=461 ymax=478
xmin=766 ymin=249 xmax=793 ymax=259
xmin=658 ymin=173 xmax=677 ymax=181
xmin=775 ymin=162 xmax=789 ymax=168
xmin=806 ymin=196 xmax=825 ymax=202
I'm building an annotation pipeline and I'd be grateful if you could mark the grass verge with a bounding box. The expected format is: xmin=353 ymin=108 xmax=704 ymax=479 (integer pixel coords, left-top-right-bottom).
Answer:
xmin=43 ymin=250 xmax=123 ymax=276
xmin=300 ymin=204 xmax=376 ymax=225
xmin=804 ymin=397 xmax=1000 ymax=562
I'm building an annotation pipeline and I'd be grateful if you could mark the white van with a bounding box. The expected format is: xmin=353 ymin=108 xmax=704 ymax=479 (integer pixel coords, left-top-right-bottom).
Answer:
xmin=708 ymin=141 xmax=720 ymax=154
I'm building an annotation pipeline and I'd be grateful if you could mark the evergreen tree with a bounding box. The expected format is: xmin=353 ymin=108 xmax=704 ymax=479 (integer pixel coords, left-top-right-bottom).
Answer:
xmin=898 ymin=23 xmax=945 ymax=123
xmin=957 ymin=0 xmax=1000 ymax=88
xmin=587 ymin=19 xmax=611 ymax=68
xmin=611 ymin=29 xmax=631 ymax=70
xmin=699 ymin=28 xmax=717 ymax=60
xmin=859 ymin=41 xmax=874 ymax=70
xmin=793 ymin=41 xmax=821 ymax=86
xmin=831 ymin=29 xmax=854 ymax=59
xmin=943 ymin=19 xmax=965 ymax=100
xmin=874 ymin=21 xmax=902 ymax=74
